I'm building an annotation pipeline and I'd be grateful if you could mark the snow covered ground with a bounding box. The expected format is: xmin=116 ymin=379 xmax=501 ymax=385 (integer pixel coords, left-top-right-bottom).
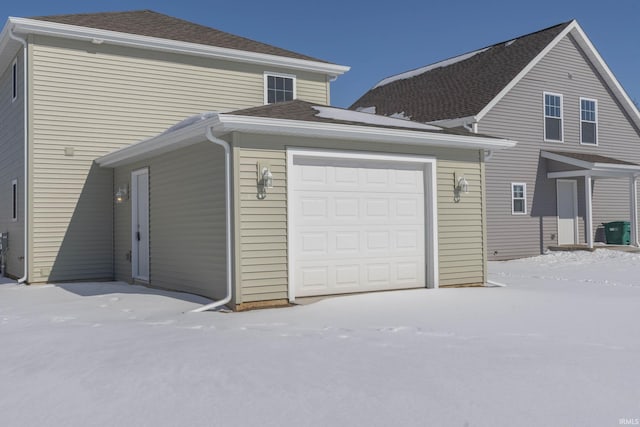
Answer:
xmin=2 ymin=249 xmax=639 ymax=427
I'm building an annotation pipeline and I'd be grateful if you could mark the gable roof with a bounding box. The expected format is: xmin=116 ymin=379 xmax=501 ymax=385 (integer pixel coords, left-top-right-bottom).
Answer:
xmin=1 ymin=10 xmax=349 ymax=77
xmin=30 ymin=10 xmax=325 ymax=63
xmin=96 ymin=100 xmax=516 ymax=168
xmin=350 ymin=20 xmax=640 ymax=129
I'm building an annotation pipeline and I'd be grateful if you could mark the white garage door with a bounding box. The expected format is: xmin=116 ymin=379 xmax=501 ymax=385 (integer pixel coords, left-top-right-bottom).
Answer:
xmin=289 ymin=153 xmax=427 ymax=298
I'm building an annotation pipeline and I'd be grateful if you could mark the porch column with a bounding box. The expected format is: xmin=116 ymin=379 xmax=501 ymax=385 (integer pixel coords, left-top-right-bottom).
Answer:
xmin=585 ymin=175 xmax=593 ymax=249
xmin=631 ymin=176 xmax=639 ymax=246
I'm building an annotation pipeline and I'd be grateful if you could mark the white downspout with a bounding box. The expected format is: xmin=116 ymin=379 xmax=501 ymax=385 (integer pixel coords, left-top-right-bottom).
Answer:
xmin=191 ymin=127 xmax=233 ymax=312
xmin=8 ymin=27 xmax=28 ymax=284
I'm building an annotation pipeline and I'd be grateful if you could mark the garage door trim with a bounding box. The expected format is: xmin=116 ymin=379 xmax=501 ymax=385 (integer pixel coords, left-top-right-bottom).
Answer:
xmin=286 ymin=148 xmax=438 ymax=302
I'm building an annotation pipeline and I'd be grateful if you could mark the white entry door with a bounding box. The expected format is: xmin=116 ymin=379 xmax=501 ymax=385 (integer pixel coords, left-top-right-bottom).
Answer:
xmin=557 ymin=179 xmax=578 ymax=245
xmin=289 ymin=153 xmax=428 ymax=298
xmin=132 ymin=168 xmax=150 ymax=281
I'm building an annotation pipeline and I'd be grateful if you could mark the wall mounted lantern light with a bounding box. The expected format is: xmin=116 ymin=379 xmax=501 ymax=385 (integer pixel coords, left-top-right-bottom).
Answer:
xmin=257 ymin=162 xmax=273 ymax=199
xmin=454 ymin=172 xmax=469 ymax=203
xmin=115 ymin=185 xmax=129 ymax=204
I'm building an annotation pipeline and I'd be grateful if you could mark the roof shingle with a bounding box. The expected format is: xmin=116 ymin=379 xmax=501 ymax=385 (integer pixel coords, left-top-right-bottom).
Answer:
xmin=349 ymin=22 xmax=572 ymax=122
xmin=30 ymin=10 xmax=330 ymax=63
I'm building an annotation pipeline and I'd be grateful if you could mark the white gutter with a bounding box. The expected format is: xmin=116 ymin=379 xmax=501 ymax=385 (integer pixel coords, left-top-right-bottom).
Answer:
xmin=8 ymin=17 xmax=350 ymax=78
xmin=213 ymin=115 xmax=517 ymax=150
xmin=190 ymin=127 xmax=233 ymax=312
xmin=8 ymin=26 xmax=28 ymax=284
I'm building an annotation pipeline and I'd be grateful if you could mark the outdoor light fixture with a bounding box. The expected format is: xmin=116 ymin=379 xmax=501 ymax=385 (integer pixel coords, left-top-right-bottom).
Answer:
xmin=257 ymin=162 xmax=274 ymax=199
xmin=454 ymin=172 xmax=469 ymax=203
xmin=115 ymin=185 xmax=129 ymax=204
xmin=456 ymin=174 xmax=469 ymax=194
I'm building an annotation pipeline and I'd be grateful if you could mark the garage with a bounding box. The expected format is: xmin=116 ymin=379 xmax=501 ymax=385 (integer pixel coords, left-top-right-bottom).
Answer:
xmin=287 ymin=149 xmax=438 ymax=299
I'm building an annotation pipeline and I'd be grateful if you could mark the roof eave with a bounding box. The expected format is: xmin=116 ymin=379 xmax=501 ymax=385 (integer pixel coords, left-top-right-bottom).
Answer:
xmin=213 ymin=115 xmax=517 ymax=150
xmin=7 ymin=17 xmax=350 ymax=77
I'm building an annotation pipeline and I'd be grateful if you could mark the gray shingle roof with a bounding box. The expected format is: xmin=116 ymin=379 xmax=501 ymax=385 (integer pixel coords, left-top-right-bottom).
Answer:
xmin=228 ymin=99 xmax=496 ymax=138
xmin=350 ymin=22 xmax=572 ymax=122
xmin=30 ymin=10 xmax=330 ymax=63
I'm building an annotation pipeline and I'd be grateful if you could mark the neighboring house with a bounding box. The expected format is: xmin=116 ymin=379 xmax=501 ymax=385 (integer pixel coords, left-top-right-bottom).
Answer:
xmin=351 ymin=20 xmax=640 ymax=260
xmin=0 ymin=10 xmax=516 ymax=310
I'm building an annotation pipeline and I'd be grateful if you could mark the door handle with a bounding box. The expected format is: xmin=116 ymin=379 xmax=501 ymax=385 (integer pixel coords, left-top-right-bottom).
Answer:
xmin=137 ymin=232 xmax=141 ymax=241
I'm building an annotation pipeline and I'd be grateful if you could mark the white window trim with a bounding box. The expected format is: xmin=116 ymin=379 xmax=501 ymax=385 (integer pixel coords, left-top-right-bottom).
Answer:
xmin=579 ymin=97 xmax=598 ymax=146
xmin=263 ymin=72 xmax=297 ymax=105
xmin=11 ymin=178 xmax=18 ymax=221
xmin=543 ymin=92 xmax=563 ymax=143
xmin=11 ymin=58 xmax=18 ymax=102
xmin=286 ymin=147 xmax=439 ymax=302
xmin=511 ymin=182 xmax=527 ymax=215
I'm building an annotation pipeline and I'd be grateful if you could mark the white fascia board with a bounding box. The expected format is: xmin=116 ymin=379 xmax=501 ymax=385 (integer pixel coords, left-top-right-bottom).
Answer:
xmin=213 ymin=115 xmax=517 ymax=150
xmin=428 ymin=116 xmax=478 ymax=128
xmin=95 ymin=119 xmax=212 ymax=167
xmin=8 ymin=17 xmax=350 ymax=77
xmin=475 ymin=21 xmax=577 ymax=122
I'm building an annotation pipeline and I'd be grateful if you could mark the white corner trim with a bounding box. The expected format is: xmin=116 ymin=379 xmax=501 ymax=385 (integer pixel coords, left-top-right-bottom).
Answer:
xmin=6 ymin=17 xmax=350 ymax=77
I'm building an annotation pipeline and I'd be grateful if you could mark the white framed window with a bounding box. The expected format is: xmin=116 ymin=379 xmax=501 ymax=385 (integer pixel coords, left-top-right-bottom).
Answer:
xmin=11 ymin=179 xmax=18 ymax=221
xmin=544 ymin=92 xmax=563 ymax=142
xmin=12 ymin=59 xmax=18 ymax=102
xmin=264 ymin=72 xmax=296 ymax=104
xmin=511 ymin=182 xmax=526 ymax=215
xmin=580 ymin=98 xmax=597 ymax=145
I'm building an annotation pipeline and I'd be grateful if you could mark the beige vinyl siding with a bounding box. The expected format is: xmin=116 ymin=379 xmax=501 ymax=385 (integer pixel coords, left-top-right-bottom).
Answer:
xmin=29 ymin=35 xmax=329 ymax=282
xmin=234 ymin=133 xmax=486 ymax=302
xmin=0 ymin=50 xmax=25 ymax=278
xmin=480 ymin=31 xmax=640 ymax=259
xmin=113 ymin=141 xmax=227 ymax=300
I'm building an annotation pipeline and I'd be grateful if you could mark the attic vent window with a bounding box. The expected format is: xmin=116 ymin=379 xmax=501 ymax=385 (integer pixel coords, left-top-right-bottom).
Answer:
xmin=544 ymin=92 xmax=563 ymax=142
xmin=264 ymin=73 xmax=295 ymax=104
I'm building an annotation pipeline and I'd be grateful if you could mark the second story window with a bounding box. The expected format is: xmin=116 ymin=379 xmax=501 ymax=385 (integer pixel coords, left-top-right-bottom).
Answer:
xmin=580 ymin=98 xmax=597 ymax=145
xmin=544 ymin=92 xmax=563 ymax=142
xmin=12 ymin=59 xmax=18 ymax=102
xmin=265 ymin=73 xmax=295 ymax=104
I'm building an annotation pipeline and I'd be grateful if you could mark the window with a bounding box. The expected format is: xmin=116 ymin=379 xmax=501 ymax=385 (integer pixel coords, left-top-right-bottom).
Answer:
xmin=264 ymin=73 xmax=295 ymax=104
xmin=544 ymin=92 xmax=563 ymax=142
xmin=11 ymin=179 xmax=18 ymax=221
xmin=580 ymin=98 xmax=597 ymax=145
xmin=12 ymin=59 xmax=18 ymax=102
xmin=511 ymin=183 xmax=526 ymax=215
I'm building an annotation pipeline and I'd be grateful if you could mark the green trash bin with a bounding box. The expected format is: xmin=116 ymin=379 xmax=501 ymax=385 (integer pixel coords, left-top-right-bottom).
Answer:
xmin=603 ymin=221 xmax=631 ymax=245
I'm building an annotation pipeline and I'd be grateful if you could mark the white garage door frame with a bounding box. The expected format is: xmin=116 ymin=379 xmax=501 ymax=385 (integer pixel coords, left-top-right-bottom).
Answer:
xmin=286 ymin=147 xmax=439 ymax=302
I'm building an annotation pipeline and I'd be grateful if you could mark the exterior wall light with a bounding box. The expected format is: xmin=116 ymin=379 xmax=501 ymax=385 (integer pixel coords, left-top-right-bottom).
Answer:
xmin=454 ymin=172 xmax=469 ymax=203
xmin=456 ymin=174 xmax=469 ymax=194
xmin=115 ymin=185 xmax=129 ymax=204
xmin=257 ymin=162 xmax=273 ymax=200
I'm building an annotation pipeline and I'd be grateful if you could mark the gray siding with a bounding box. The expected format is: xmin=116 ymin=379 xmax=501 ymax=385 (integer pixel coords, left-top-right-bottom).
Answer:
xmin=29 ymin=34 xmax=329 ymax=282
xmin=234 ymin=134 xmax=486 ymax=304
xmin=480 ymin=31 xmax=640 ymax=259
xmin=113 ymin=141 xmax=227 ymax=300
xmin=0 ymin=50 xmax=25 ymax=278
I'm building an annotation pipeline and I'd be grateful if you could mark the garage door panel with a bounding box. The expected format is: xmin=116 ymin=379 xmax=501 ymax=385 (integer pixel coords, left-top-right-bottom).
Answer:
xmin=294 ymin=192 xmax=424 ymax=226
xmin=296 ymin=227 xmax=424 ymax=260
xmin=296 ymin=257 xmax=424 ymax=295
xmin=291 ymin=156 xmax=427 ymax=298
